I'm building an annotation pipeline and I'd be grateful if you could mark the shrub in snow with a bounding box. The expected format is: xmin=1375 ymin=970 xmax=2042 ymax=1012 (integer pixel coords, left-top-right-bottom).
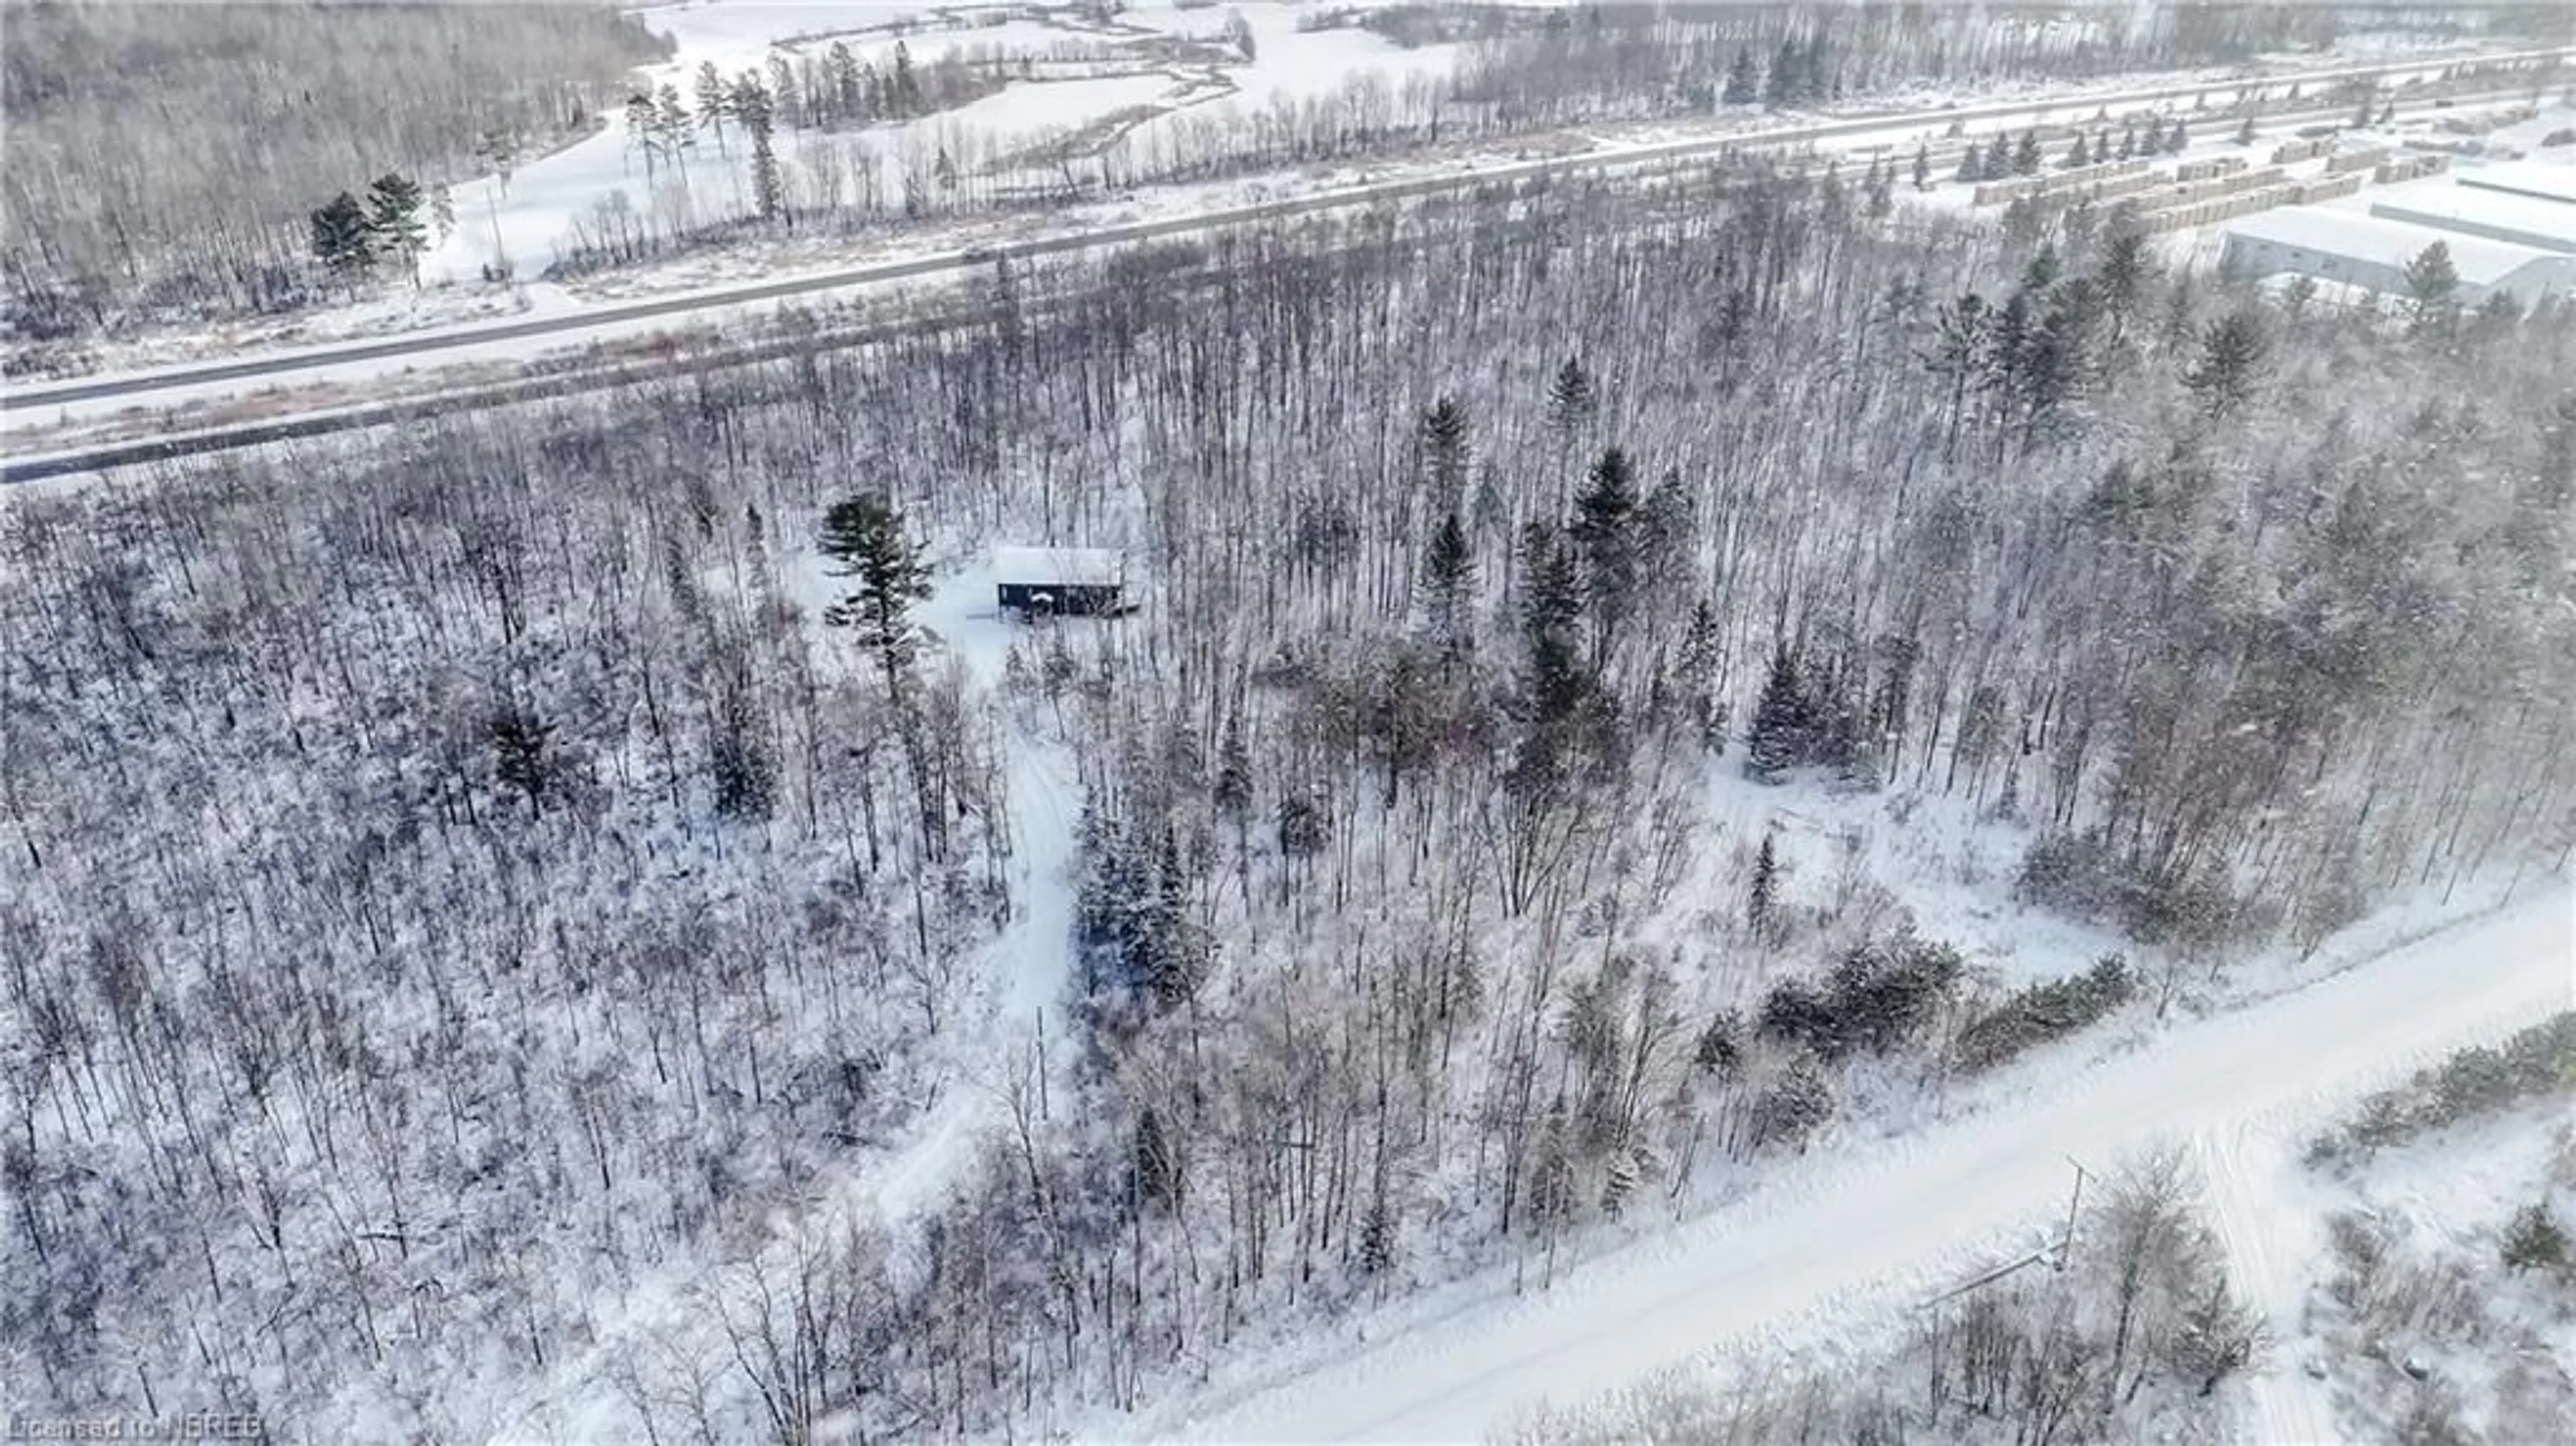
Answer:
xmin=1954 ymin=954 xmax=2134 ymax=1073
xmin=2500 ymin=1202 xmax=2567 ymax=1273
xmin=2309 ymin=1014 xmax=2576 ymax=1165
xmin=1758 ymin=929 xmax=1964 ymax=1062
xmin=2014 ymin=831 xmax=2248 ymax=950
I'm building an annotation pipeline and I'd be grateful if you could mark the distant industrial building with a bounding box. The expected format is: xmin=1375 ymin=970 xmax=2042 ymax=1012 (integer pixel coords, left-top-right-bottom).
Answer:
xmin=2220 ymin=157 xmax=2576 ymax=304
xmin=2220 ymin=207 xmax=2576 ymax=303
xmin=2367 ymin=184 xmax=2576 ymax=254
xmin=2455 ymin=158 xmax=2576 ymax=207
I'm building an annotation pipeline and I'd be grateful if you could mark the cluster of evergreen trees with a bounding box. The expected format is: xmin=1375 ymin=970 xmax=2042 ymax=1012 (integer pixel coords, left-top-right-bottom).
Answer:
xmin=1955 ymin=118 xmax=2192 ymax=184
xmin=306 ymin=172 xmax=436 ymax=287
xmin=1716 ymin=31 xmax=1839 ymax=108
xmin=1758 ymin=930 xmax=1966 ymax=1062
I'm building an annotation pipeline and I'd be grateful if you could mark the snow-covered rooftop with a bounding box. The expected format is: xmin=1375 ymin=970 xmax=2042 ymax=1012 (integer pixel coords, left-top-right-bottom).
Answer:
xmin=2224 ymin=205 xmax=2548 ymax=285
xmin=2454 ymin=157 xmax=2576 ymax=207
xmin=2367 ymin=179 xmax=2576 ymax=253
xmin=994 ymin=545 xmax=1124 ymax=586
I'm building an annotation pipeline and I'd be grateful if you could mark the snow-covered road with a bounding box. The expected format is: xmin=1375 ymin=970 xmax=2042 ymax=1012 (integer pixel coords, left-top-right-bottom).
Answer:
xmin=1135 ymin=890 xmax=2572 ymax=1444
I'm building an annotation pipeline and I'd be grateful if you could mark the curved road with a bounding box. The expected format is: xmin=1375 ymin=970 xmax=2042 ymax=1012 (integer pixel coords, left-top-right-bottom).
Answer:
xmin=9 ymin=45 xmax=2565 ymax=416
xmin=1124 ymin=891 xmax=2570 ymax=1443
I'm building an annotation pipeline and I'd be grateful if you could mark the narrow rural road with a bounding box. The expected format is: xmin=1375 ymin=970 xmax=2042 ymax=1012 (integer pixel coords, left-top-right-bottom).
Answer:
xmin=7 ymin=46 xmax=2563 ymax=418
xmin=1125 ymin=891 xmax=2571 ymax=1444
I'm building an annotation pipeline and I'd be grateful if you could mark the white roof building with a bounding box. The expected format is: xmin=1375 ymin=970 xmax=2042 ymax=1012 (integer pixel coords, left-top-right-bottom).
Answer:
xmin=2367 ymin=181 xmax=2576 ymax=254
xmin=2454 ymin=158 xmax=2576 ymax=207
xmin=994 ymin=546 xmax=1124 ymax=587
xmin=2220 ymin=205 xmax=2576 ymax=303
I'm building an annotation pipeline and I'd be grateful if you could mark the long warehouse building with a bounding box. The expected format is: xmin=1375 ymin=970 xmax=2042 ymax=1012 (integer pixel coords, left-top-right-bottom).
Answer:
xmin=2221 ymin=156 xmax=2576 ymax=302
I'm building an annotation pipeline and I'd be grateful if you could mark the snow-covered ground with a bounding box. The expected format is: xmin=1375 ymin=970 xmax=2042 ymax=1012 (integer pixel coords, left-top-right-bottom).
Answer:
xmin=487 ymin=547 xmax=1090 ymax=1444
xmin=1093 ymin=891 xmax=2571 ymax=1443
xmin=425 ymin=1 xmax=1463 ymax=286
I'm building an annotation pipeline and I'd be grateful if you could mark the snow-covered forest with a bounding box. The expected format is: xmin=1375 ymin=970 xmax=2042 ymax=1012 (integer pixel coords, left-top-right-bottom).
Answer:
xmin=0 ymin=1 xmax=672 ymax=335
xmin=5 ymin=123 xmax=2571 ymax=1437
xmin=16 ymin=0 xmax=2568 ymax=346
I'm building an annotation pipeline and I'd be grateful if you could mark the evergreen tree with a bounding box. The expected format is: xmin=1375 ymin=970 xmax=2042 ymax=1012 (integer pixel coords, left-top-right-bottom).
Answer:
xmin=2012 ymin=129 xmax=2043 ymax=176
xmin=1765 ymin=38 xmax=1801 ymax=107
xmin=1419 ymin=510 xmax=1477 ymax=664
xmin=1804 ymin=29 xmax=1833 ymax=101
xmin=2063 ymin=131 xmax=2090 ymax=168
xmin=1691 ymin=1011 xmax=1740 ymax=1075
xmin=363 ymin=172 xmax=426 ymax=286
xmin=1956 ymin=143 xmax=1984 ymax=184
xmin=1570 ymin=446 xmax=1640 ymax=669
xmin=696 ymin=60 xmax=733 ymax=153
xmin=1863 ymin=156 xmax=1892 ymax=218
xmin=892 ymin=40 xmax=922 ymax=117
xmin=2166 ymin=119 xmax=2190 ymax=153
xmin=488 ymin=704 xmax=555 ymax=818
xmin=1546 ymin=355 xmax=1596 ymax=442
xmin=1419 ymin=395 xmax=1472 ymax=506
xmin=1142 ymin=826 xmax=1204 ymax=1009
xmin=2095 ymin=226 xmax=2155 ymax=337
xmin=1133 ymin=1107 xmax=1181 ymax=1209
xmin=710 ymin=685 xmax=775 ymax=820
xmin=733 ymin=73 xmax=786 ymax=221
xmin=1674 ymin=598 xmax=1723 ymax=744
xmin=826 ymin=42 xmax=863 ymax=123
xmin=1214 ymin=712 xmax=1253 ymax=819
xmin=1722 ymin=46 xmax=1759 ymax=105
xmin=2184 ymin=307 xmax=2269 ymax=419
xmin=1519 ymin=527 xmax=1587 ymax=731
xmin=1358 ymin=1193 xmax=1396 ymax=1273
xmin=625 ymin=91 xmax=662 ymax=181
xmin=2236 ymin=113 xmax=2259 ymax=147
xmin=307 ymin=190 xmax=372 ymax=281
xmin=656 ymin=82 xmax=694 ymax=160
xmin=1912 ymin=140 xmax=1931 ymax=190
xmin=1748 ymin=832 xmax=1780 ymax=936
xmin=818 ymin=494 xmax=932 ymax=699
xmin=1982 ymin=133 xmax=2012 ymax=180
xmin=766 ymin=52 xmax=800 ymax=130
xmin=2404 ymin=240 xmax=2461 ymax=336
xmin=2117 ymin=124 xmax=2137 ymax=160
xmin=1744 ymin=643 xmax=1814 ymax=781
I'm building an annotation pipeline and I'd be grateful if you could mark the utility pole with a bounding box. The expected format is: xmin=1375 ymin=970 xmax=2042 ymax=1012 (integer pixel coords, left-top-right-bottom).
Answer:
xmin=2055 ymin=1155 xmax=2093 ymax=1270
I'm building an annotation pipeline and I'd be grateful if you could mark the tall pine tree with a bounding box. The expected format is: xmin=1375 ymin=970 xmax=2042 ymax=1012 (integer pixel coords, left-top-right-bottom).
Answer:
xmin=818 ymin=494 xmax=932 ymax=701
xmin=364 ymin=172 xmax=427 ymax=286
xmin=1744 ymin=643 xmax=1815 ymax=781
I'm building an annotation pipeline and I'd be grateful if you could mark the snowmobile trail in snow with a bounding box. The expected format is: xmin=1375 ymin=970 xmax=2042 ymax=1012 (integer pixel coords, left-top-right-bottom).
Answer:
xmin=1135 ymin=890 xmax=2571 ymax=1444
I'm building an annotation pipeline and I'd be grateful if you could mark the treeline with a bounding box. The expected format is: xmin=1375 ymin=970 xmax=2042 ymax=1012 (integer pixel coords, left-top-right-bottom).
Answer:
xmin=1 ymin=1 xmax=667 ymax=339
xmin=5 ymin=145 xmax=2572 ymax=1440
xmin=558 ymin=4 xmax=2571 ymax=280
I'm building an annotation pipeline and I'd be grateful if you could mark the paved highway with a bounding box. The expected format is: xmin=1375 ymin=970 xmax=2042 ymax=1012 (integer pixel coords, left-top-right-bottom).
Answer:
xmin=6 ymin=44 xmax=2563 ymax=425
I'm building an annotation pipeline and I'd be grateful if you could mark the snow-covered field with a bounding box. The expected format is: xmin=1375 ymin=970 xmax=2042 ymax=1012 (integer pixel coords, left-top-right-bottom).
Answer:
xmin=426 ymin=1 xmax=1464 ymax=285
xmin=1101 ymin=892 xmax=2571 ymax=1443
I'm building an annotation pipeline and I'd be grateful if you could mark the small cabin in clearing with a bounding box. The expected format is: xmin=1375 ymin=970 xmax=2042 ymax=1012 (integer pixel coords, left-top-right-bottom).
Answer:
xmin=994 ymin=545 xmax=1126 ymax=616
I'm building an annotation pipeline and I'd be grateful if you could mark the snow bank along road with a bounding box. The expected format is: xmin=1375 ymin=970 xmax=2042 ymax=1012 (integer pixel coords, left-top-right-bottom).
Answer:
xmin=1145 ymin=891 xmax=2573 ymax=1444
xmin=6 ymin=44 xmax=2565 ymax=427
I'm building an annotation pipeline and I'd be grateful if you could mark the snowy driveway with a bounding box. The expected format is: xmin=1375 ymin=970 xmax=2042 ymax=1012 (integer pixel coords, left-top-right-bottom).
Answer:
xmin=1133 ymin=893 xmax=2571 ymax=1443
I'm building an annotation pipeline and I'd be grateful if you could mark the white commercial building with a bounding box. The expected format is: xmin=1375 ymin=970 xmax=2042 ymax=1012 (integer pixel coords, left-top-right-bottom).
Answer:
xmin=2453 ymin=158 xmax=2576 ymax=207
xmin=2222 ymin=205 xmax=2576 ymax=304
xmin=2367 ymin=180 xmax=2576 ymax=254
